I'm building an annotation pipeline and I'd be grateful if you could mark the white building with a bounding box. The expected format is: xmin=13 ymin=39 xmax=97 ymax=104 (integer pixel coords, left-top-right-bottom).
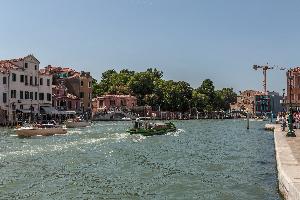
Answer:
xmin=0 ymin=65 xmax=9 ymax=124
xmin=0 ymin=55 xmax=53 ymax=123
xmin=39 ymin=68 xmax=53 ymax=114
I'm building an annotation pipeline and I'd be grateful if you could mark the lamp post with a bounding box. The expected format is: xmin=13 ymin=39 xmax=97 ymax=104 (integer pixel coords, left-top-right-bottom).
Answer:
xmin=270 ymin=95 xmax=274 ymax=123
xmin=287 ymin=69 xmax=296 ymax=137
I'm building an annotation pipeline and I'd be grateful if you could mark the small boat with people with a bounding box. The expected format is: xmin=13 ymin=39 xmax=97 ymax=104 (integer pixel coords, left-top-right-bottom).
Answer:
xmin=127 ymin=118 xmax=176 ymax=136
xmin=15 ymin=121 xmax=67 ymax=137
xmin=65 ymin=117 xmax=91 ymax=128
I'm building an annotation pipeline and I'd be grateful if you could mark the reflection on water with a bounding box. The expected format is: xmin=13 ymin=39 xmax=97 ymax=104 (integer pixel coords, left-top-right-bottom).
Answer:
xmin=0 ymin=120 xmax=280 ymax=199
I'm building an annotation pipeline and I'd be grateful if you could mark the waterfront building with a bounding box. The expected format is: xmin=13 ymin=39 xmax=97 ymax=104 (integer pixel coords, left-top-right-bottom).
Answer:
xmin=44 ymin=65 xmax=93 ymax=114
xmin=0 ymin=55 xmax=53 ymax=123
xmin=92 ymin=94 xmax=137 ymax=113
xmin=230 ymin=90 xmax=263 ymax=115
xmin=286 ymin=67 xmax=300 ymax=108
xmin=38 ymin=68 xmax=53 ymax=114
xmin=52 ymin=83 xmax=80 ymax=112
xmin=0 ymin=66 xmax=9 ymax=124
xmin=255 ymin=91 xmax=284 ymax=116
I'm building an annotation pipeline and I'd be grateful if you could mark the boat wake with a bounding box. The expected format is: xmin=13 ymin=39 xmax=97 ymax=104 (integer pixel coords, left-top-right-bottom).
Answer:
xmin=166 ymin=128 xmax=185 ymax=137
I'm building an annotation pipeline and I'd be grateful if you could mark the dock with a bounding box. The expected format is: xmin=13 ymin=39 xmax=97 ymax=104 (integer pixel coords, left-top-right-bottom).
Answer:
xmin=274 ymin=124 xmax=300 ymax=199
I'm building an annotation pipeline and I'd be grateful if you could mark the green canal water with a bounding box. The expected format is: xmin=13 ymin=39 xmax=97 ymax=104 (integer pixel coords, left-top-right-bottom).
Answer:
xmin=0 ymin=120 xmax=280 ymax=199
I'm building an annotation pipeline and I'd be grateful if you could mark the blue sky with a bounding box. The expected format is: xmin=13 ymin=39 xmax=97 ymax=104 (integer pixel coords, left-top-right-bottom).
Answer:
xmin=0 ymin=0 xmax=299 ymax=93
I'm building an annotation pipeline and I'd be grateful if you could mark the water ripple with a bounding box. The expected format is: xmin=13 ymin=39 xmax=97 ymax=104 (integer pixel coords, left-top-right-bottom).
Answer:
xmin=0 ymin=120 xmax=280 ymax=199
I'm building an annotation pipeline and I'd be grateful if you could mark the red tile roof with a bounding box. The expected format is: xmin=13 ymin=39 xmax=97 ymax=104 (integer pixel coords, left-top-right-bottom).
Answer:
xmin=0 ymin=60 xmax=20 ymax=70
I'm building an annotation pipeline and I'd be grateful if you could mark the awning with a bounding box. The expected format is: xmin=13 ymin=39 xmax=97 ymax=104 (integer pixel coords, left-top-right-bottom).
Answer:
xmin=40 ymin=107 xmax=59 ymax=114
xmin=17 ymin=109 xmax=38 ymax=114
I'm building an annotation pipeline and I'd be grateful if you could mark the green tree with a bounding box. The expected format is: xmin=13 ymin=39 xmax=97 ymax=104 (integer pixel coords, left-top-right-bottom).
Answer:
xmin=215 ymin=88 xmax=237 ymax=111
xmin=128 ymin=71 xmax=156 ymax=104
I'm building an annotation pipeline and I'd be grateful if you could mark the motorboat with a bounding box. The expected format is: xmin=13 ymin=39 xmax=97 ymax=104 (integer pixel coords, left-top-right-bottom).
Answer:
xmin=15 ymin=123 xmax=67 ymax=137
xmin=127 ymin=118 xmax=176 ymax=136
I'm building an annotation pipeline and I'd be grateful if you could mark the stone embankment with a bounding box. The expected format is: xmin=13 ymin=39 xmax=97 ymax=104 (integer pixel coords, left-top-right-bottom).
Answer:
xmin=274 ymin=124 xmax=300 ymax=199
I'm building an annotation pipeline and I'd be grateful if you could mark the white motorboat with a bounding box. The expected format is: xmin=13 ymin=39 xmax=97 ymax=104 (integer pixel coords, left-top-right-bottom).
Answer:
xmin=15 ymin=124 xmax=67 ymax=137
xmin=65 ymin=119 xmax=91 ymax=128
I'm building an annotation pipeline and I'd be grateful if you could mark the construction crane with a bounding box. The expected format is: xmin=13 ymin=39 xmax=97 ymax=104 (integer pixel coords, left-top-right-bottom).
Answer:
xmin=253 ymin=63 xmax=286 ymax=94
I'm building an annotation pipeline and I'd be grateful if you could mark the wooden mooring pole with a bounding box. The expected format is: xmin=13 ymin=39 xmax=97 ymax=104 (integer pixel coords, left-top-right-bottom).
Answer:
xmin=247 ymin=112 xmax=250 ymax=129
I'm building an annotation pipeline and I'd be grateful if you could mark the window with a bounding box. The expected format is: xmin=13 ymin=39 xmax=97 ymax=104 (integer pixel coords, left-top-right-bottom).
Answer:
xmin=89 ymin=93 xmax=91 ymax=99
xmin=35 ymin=65 xmax=37 ymax=70
xmin=81 ymin=81 xmax=84 ymax=86
xmin=40 ymin=78 xmax=43 ymax=85
xmin=35 ymin=92 xmax=37 ymax=100
xmin=88 ymin=81 xmax=91 ymax=88
xmin=3 ymin=93 xmax=7 ymax=103
xmin=3 ymin=77 xmax=6 ymax=84
xmin=88 ymin=103 xmax=91 ymax=108
xmin=20 ymin=105 xmax=23 ymax=110
xmin=110 ymin=100 xmax=115 ymax=106
xmin=121 ymin=99 xmax=126 ymax=106
xmin=80 ymin=92 xmax=84 ymax=98
xmin=25 ymin=63 xmax=28 ymax=68
xmin=30 ymin=92 xmax=33 ymax=100
xmin=10 ymin=90 xmax=16 ymax=98
xmin=35 ymin=77 xmax=37 ymax=85
xmin=12 ymin=73 xmax=16 ymax=82
xmin=25 ymin=76 xmax=28 ymax=85
xmin=47 ymin=93 xmax=51 ymax=101
xmin=47 ymin=79 xmax=50 ymax=86
xmin=20 ymin=91 xmax=24 ymax=99
xmin=20 ymin=75 xmax=24 ymax=82
xmin=68 ymin=101 xmax=72 ymax=109
xmin=30 ymin=76 xmax=33 ymax=85
xmin=25 ymin=91 xmax=29 ymax=99
xmin=39 ymin=93 xmax=44 ymax=100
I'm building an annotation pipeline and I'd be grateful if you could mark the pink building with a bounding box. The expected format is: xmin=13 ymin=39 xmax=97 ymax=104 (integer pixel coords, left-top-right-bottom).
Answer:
xmin=52 ymin=83 xmax=80 ymax=112
xmin=92 ymin=95 xmax=137 ymax=112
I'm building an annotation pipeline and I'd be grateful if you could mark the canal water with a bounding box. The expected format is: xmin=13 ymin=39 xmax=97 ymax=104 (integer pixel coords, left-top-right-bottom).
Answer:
xmin=0 ymin=120 xmax=281 ymax=199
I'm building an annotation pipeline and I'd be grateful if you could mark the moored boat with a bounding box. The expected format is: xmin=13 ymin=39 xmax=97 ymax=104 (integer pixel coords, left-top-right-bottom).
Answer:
xmin=127 ymin=118 xmax=176 ymax=136
xmin=65 ymin=119 xmax=91 ymax=128
xmin=15 ymin=123 xmax=67 ymax=137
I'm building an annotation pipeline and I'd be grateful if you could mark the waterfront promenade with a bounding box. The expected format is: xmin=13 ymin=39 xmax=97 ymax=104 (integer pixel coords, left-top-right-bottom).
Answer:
xmin=274 ymin=124 xmax=300 ymax=199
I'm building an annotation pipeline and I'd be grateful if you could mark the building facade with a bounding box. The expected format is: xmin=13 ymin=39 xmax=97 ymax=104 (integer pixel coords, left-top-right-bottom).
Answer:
xmin=0 ymin=67 xmax=9 ymax=124
xmin=286 ymin=67 xmax=300 ymax=107
xmin=230 ymin=90 xmax=263 ymax=114
xmin=44 ymin=65 xmax=93 ymax=114
xmin=52 ymin=83 xmax=80 ymax=112
xmin=92 ymin=95 xmax=137 ymax=113
xmin=38 ymin=69 xmax=53 ymax=111
xmin=0 ymin=55 xmax=53 ymax=123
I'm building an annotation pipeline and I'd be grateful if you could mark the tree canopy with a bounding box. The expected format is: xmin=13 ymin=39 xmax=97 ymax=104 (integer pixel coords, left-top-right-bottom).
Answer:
xmin=93 ymin=68 xmax=237 ymax=112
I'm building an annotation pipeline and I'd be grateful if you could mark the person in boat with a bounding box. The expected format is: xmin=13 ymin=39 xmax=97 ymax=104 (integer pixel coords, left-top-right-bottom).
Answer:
xmin=134 ymin=118 xmax=141 ymax=129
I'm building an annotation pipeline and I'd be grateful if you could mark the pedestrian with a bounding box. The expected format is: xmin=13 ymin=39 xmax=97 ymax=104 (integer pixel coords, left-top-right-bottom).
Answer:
xmin=282 ymin=118 xmax=287 ymax=131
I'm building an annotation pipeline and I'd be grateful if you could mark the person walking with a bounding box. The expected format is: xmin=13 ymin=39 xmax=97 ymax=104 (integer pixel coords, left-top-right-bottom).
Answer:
xmin=282 ymin=117 xmax=287 ymax=131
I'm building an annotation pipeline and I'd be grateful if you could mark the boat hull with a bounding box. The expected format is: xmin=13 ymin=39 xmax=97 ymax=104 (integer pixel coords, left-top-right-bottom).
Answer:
xmin=16 ymin=128 xmax=67 ymax=137
xmin=127 ymin=122 xmax=176 ymax=136
xmin=65 ymin=121 xmax=91 ymax=128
